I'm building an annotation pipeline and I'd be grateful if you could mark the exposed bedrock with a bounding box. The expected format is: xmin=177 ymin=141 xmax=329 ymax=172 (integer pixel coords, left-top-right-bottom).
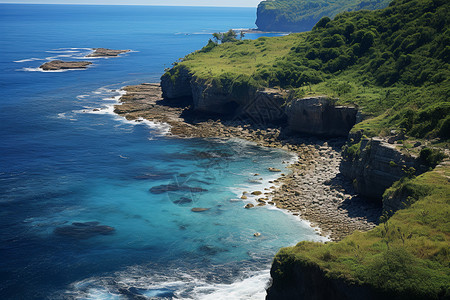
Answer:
xmin=285 ymin=96 xmax=357 ymax=137
xmin=160 ymin=71 xmax=356 ymax=136
xmin=340 ymin=133 xmax=425 ymax=209
xmin=160 ymin=66 xmax=193 ymax=99
xmin=266 ymin=254 xmax=391 ymax=300
xmin=40 ymin=60 xmax=92 ymax=70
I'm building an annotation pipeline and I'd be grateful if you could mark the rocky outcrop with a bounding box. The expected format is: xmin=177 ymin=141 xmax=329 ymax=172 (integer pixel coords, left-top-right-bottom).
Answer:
xmin=160 ymin=66 xmax=193 ymax=99
xmin=86 ymin=48 xmax=130 ymax=57
xmin=285 ymin=96 xmax=357 ymax=137
xmin=161 ymin=69 xmax=356 ymax=136
xmin=340 ymin=134 xmax=425 ymax=204
xmin=266 ymin=253 xmax=387 ymax=300
xmin=40 ymin=60 xmax=92 ymax=70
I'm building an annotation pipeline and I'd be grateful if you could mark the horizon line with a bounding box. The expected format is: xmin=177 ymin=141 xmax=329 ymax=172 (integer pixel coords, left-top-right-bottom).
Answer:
xmin=0 ymin=2 xmax=258 ymax=8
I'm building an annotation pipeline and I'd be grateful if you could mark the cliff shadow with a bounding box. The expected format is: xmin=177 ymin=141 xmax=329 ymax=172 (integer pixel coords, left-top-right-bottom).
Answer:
xmin=325 ymin=173 xmax=382 ymax=224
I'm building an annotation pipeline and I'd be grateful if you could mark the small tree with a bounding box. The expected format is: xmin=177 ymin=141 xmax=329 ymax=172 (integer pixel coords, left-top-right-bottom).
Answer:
xmin=240 ymin=31 xmax=245 ymax=40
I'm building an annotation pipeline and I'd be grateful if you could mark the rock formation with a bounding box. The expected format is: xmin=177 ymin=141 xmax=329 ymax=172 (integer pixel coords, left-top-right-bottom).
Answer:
xmin=285 ymin=96 xmax=357 ymax=137
xmin=40 ymin=60 xmax=92 ymax=70
xmin=86 ymin=48 xmax=130 ymax=57
xmin=340 ymin=133 xmax=425 ymax=208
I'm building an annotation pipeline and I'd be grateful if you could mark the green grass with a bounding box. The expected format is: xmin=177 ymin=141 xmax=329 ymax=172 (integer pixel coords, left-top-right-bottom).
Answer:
xmin=181 ymin=34 xmax=304 ymax=79
xmin=167 ymin=0 xmax=450 ymax=141
xmin=274 ymin=164 xmax=450 ymax=298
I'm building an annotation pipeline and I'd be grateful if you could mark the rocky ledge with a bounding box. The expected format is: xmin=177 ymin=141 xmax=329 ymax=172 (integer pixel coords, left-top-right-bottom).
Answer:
xmin=86 ymin=48 xmax=130 ymax=57
xmin=161 ymin=67 xmax=357 ymax=137
xmin=39 ymin=60 xmax=92 ymax=70
xmin=114 ymin=83 xmax=380 ymax=241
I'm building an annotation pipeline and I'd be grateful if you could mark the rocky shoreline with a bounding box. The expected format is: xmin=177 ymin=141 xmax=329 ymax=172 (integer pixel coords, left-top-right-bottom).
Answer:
xmin=114 ymin=83 xmax=381 ymax=241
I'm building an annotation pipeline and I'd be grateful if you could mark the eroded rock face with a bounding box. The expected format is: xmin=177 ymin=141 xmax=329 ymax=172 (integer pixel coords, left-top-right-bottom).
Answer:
xmin=266 ymin=256 xmax=381 ymax=300
xmin=285 ymin=96 xmax=357 ymax=137
xmin=340 ymin=136 xmax=425 ymax=206
xmin=86 ymin=48 xmax=130 ymax=57
xmin=40 ymin=60 xmax=92 ymax=70
xmin=160 ymin=66 xmax=193 ymax=99
xmin=160 ymin=70 xmax=356 ymax=136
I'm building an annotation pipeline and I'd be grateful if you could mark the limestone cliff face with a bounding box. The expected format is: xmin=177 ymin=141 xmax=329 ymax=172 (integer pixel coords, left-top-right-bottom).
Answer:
xmin=285 ymin=96 xmax=357 ymax=137
xmin=340 ymin=134 xmax=425 ymax=207
xmin=160 ymin=66 xmax=192 ymax=99
xmin=266 ymin=255 xmax=380 ymax=300
xmin=161 ymin=70 xmax=356 ymax=136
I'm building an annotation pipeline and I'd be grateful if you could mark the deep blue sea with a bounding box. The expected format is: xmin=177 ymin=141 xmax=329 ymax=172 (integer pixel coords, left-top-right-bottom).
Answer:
xmin=0 ymin=4 xmax=324 ymax=299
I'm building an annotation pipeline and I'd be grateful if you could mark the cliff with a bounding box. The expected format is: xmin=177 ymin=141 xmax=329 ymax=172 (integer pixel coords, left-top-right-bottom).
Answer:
xmin=285 ymin=96 xmax=357 ymax=136
xmin=340 ymin=133 xmax=426 ymax=205
xmin=160 ymin=69 xmax=357 ymax=136
xmin=267 ymin=252 xmax=382 ymax=300
xmin=255 ymin=0 xmax=390 ymax=32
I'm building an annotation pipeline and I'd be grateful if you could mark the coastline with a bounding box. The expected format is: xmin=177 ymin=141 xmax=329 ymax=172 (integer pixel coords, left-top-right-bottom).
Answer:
xmin=113 ymin=83 xmax=381 ymax=241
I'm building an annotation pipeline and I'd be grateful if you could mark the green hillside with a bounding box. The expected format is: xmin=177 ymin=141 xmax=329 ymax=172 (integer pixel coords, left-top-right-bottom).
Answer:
xmin=256 ymin=0 xmax=391 ymax=32
xmin=170 ymin=0 xmax=450 ymax=140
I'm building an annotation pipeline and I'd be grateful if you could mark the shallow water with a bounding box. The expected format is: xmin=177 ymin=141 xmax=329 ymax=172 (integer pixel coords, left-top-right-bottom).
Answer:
xmin=0 ymin=4 xmax=325 ymax=299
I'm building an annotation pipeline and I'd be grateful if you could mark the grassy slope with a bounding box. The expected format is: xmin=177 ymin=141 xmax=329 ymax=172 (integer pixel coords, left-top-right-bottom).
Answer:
xmin=257 ymin=0 xmax=391 ymax=27
xmin=172 ymin=0 xmax=449 ymax=140
xmin=274 ymin=164 xmax=449 ymax=298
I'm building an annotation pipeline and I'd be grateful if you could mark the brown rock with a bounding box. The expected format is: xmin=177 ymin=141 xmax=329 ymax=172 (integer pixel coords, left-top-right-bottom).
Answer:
xmin=40 ymin=60 xmax=92 ymax=70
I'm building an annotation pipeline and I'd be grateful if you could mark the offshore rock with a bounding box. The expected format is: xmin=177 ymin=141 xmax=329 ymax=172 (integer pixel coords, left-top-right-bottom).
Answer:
xmin=86 ymin=48 xmax=130 ymax=57
xmin=40 ymin=60 xmax=92 ymax=70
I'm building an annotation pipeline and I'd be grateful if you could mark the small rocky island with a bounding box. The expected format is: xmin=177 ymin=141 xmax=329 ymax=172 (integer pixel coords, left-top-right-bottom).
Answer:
xmin=86 ymin=48 xmax=130 ymax=57
xmin=40 ymin=60 xmax=92 ymax=71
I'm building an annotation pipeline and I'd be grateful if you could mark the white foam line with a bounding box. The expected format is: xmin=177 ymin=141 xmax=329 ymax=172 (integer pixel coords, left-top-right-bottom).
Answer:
xmin=20 ymin=67 xmax=87 ymax=73
xmin=13 ymin=57 xmax=44 ymax=63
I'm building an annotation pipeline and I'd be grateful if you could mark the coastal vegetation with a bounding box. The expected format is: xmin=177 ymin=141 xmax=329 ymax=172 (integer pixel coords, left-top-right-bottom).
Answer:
xmin=272 ymin=164 xmax=449 ymax=298
xmin=169 ymin=0 xmax=449 ymax=140
xmin=256 ymin=0 xmax=391 ymax=31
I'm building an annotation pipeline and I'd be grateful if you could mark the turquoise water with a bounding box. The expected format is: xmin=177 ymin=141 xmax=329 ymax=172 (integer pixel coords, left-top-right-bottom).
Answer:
xmin=0 ymin=4 xmax=324 ymax=299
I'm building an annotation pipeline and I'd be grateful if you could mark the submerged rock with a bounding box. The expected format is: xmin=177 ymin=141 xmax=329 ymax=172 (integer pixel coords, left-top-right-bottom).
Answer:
xmin=149 ymin=184 xmax=207 ymax=194
xmin=86 ymin=48 xmax=130 ymax=57
xmin=54 ymin=221 xmax=115 ymax=239
xmin=173 ymin=197 xmax=193 ymax=205
xmin=191 ymin=207 xmax=210 ymax=212
xmin=268 ymin=167 xmax=281 ymax=172
xmin=244 ymin=203 xmax=255 ymax=209
xmin=40 ymin=60 xmax=92 ymax=70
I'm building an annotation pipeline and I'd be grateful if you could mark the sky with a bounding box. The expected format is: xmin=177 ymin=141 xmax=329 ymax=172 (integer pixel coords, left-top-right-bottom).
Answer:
xmin=0 ymin=0 xmax=262 ymax=7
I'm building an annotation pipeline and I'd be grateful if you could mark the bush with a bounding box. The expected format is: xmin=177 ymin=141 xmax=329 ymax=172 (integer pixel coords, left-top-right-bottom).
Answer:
xmin=419 ymin=148 xmax=446 ymax=168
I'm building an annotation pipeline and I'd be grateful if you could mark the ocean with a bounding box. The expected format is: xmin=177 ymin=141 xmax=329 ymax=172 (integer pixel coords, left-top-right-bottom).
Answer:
xmin=0 ymin=4 xmax=325 ymax=299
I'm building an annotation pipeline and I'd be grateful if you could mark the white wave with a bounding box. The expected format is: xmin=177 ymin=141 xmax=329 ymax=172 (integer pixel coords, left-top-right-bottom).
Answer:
xmin=13 ymin=57 xmax=44 ymax=63
xmin=64 ymin=266 xmax=272 ymax=300
xmin=45 ymin=54 xmax=75 ymax=60
xmin=45 ymin=50 xmax=80 ymax=53
xmin=194 ymin=270 xmax=269 ymax=300
xmin=20 ymin=67 xmax=86 ymax=73
xmin=76 ymin=94 xmax=90 ymax=100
